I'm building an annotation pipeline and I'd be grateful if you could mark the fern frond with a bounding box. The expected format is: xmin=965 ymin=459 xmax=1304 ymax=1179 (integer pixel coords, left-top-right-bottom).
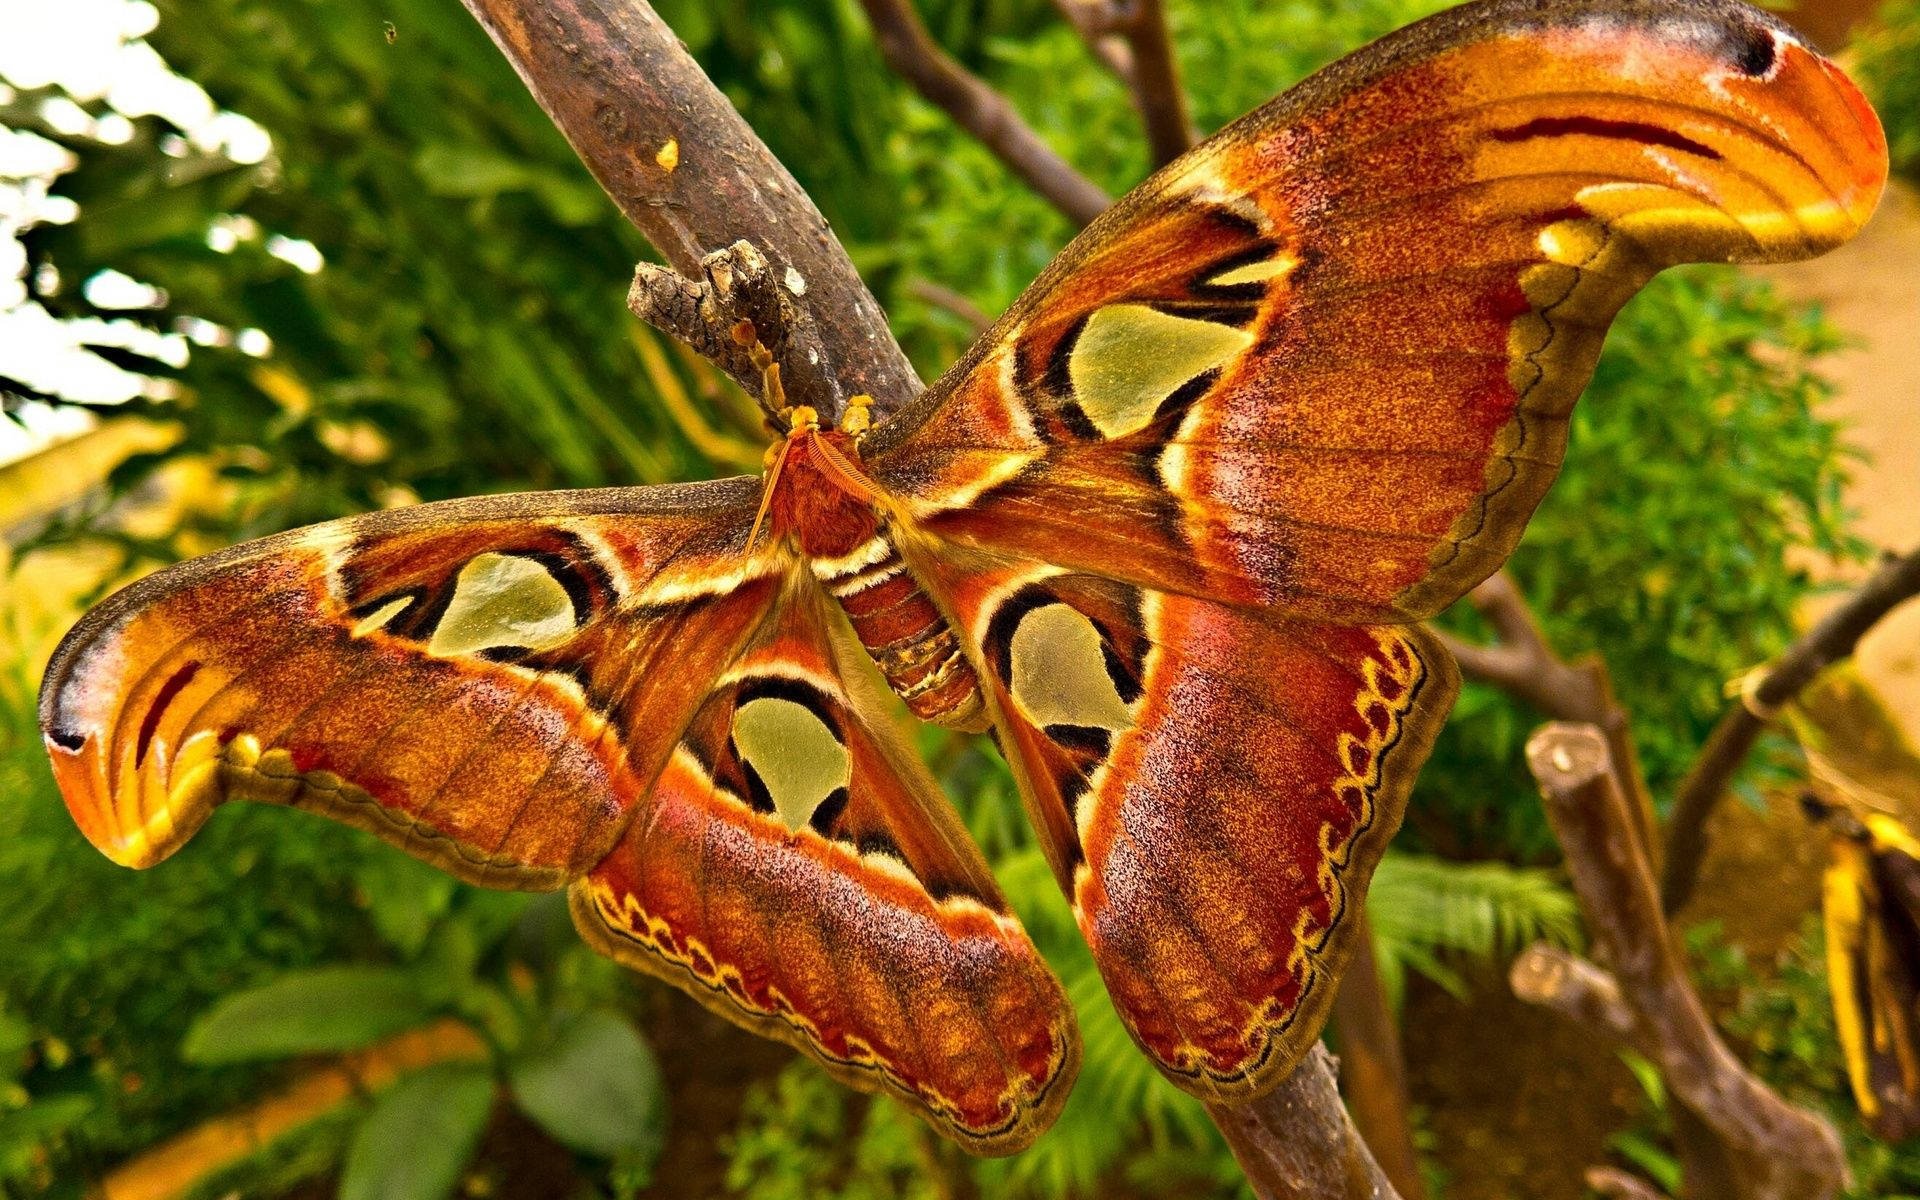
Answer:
xmin=1368 ymin=853 xmax=1583 ymax=1011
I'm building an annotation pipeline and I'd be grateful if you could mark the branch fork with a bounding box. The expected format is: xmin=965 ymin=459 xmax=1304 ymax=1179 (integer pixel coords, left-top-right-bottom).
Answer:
xmin=1519 ymin=723 xmax=1850 ymax=1200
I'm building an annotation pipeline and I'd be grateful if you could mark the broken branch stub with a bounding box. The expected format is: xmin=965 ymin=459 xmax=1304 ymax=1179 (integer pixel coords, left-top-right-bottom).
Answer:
xmin=630 ymin=241 xmax=811 ymax=417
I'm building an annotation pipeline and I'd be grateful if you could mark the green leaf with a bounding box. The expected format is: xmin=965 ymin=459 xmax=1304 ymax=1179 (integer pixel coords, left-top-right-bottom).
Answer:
xmin=181 ymin=966 xmax=435 ymax=1063
xmin=340 ymin=1064 xmax=494 ymax=1200
xmin=508 ymin=1010 xmax=665 ymax=1160
xmin=352 ymin=849 xmax=457 ymax=958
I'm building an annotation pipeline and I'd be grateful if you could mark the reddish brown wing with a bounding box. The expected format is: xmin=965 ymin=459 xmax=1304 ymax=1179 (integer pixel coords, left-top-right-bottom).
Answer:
xmin=41 ymin=482 xmax=1077 ymax=1151
xmin=905 ymin=542 xmax=1456 ymax=1096
xmin=570 ymin=579 xmax=1077 ymax=1152
xmin=40 ymin=481 xmax=777 ymax=890
xmin=864 ymin=0 xmax=1887 ymax=624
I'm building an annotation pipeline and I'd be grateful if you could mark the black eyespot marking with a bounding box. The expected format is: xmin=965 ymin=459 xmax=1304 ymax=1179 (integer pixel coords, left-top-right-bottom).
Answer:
xmin=1152 ymin=299 xmax=1261 ymax=327
xmin=857 ymin=829 xmax=905 ymax=861
xmin=1045 ymin=724 xmax=1114 ymax=758
xmin=1057 ymin=402 xmax=1102 ymax=441
xmin=1194 ymin=243 xmax=1288 ymax=303
xmin=983 ymin=584 xmax=1060 ymax=683
xmin=809 ymin=787 xmax=850 ymax=837
xmin=735 ymin=675 xmax=845 ymax=742
xmin=1042 ymin=312 xmax=1093 ymax=404
xmin=738 ymin=759 xmax=777 ymax=815
xmin=49 ymin=728 xmax=85 ymax=751
xmin=1729 ymin=24 xmax=1776 ymax=76
xmin=1154 ymin=368 xmax=1221 ymax=428
xmin=1490 ymin=116 xmax=1723 ymax=161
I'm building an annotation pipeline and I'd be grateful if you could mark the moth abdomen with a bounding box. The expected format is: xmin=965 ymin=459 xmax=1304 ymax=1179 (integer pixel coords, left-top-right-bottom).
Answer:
xmin=813 ymin=534 xmax=987 ymax=731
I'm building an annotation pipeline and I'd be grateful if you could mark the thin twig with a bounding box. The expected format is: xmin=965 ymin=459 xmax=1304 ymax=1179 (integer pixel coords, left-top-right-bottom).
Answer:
xmin=1050 ymin=0 xmax=1196 ymax=163
xmin=1661 ymin=546 xmax=1920 ymax=912
xmin=461 ymin=0 xmax=917 ymax=422
xmin=857 ymin=0 xmax=1111 ymax=226
xmin=1522 ymin=723 xmax=1849 ymax=1200
xmin=1115 ymin=0 xmax=1194 ymax=164
xmin=906 ymin=278 xmax=994 ymax=336
xmin=1050 ymin=0 xmax=1135 ymax=79
xmin=1584 ymin=1167 xmax=1671 ymax=1200
xmin=1330 ymin=911 xmax=1427 ymax=1199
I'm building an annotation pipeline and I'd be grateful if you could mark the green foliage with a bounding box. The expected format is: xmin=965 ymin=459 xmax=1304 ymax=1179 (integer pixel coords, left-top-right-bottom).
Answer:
xmin=507 ymin=1009 xmax=666 ymax=1164
xmin=1682 ymin=918 xmax=1920 ymax=1198
xmin=1855 ymin=0 xmax=1920 ymax=181
xmin=723 ymin=1065 xmax=932 ymax=1200
xmin=1368 ymin=853 xmax=1583 ymax=1008
xmin=339 ymin=1063 xmax=495 ymax=1200
xmin=0 ymin=0 xmax=1878 ymax=1194
xmin=182 ymin=966 xmax=436 ymax=1064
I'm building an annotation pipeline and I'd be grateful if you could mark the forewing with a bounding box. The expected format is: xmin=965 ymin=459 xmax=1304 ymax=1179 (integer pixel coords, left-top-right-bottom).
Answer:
xmin=39 ymin=480 xmax=781 ymax=890
xmin=909 ymin=543 xmax=1457 ymax=1097
xmin=569 ymin=577 xmax=1078 ymax=1153
xmin=865 ymin=0 xmax=1886 ymax=622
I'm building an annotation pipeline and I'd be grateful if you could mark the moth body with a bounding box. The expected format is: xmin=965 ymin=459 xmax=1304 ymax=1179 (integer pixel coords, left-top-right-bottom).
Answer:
xmin=771 ymin=423 xmax=989 ymax=731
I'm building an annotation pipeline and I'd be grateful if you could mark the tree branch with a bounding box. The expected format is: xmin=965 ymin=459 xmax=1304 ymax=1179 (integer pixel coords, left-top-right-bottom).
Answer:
xmin=1522 ymin=723 xmax=1849 ymax=1200
xmin=1431 ymin=572 xmax=1661 ymax=869
xmin=1050 ymin=0 xmax=1196 ymax=164
xmin=906 ymin=278 xmax=993 ymax=336
xmin=1051 ymin=0 xmax=1136 ymax=80
xmin=1661 ymin=546 xmax=1920 ymax=913
xmin=1111 ymin=0 xmax=1194 ymax=165
xmin=857 ymin=0 xmax=1112 ymax=226
xmin=1207 ymin=1045 xmax=1403 ymax=1200
xmin=1509 ymin=944 xmax=1635 ymax=1045
xmin=460 ymin=0 xmax=919 ymax=422
xmin=1585 ymin=1167 xmax=1672 ymax=1200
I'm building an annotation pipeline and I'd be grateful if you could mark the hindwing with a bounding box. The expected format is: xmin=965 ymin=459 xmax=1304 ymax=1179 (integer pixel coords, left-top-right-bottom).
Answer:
xmin=904 ymin=540 xmax=1457 ymax=1095
xmin=571 ymin=578 xmax=1076 ymax=1151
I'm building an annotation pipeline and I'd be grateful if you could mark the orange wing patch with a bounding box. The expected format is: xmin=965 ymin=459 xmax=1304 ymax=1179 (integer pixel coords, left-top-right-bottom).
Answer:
xmin=865 ymin=0 xmax=1886 ymax=624
xmin=40 ymin=483 xmax=782 ymax=889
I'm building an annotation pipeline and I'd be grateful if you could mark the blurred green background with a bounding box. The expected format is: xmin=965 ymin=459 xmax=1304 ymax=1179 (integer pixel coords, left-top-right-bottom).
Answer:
xmin=1 ymin=0 xmax=1916 ymax=1196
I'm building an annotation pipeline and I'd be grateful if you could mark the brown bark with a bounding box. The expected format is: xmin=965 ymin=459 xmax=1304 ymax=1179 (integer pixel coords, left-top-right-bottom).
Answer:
xmin=1118 ymin=0 xmax=1193 ymax=165
xmin=1207 ymin=1045 xmax=1403 ymax=1200
xmin=461 ymin=0 xmax=917 ymax=423
xmin=1521 ymin=723 xmax=1849 ymax=1200
xmin=1662 ymin=546 xmax=1920 ymax=913
xmin=1331 ymin=911 xmax=1427 ymax=1200
xmin=1049 ymin=0 xmax=1197 ymax=164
